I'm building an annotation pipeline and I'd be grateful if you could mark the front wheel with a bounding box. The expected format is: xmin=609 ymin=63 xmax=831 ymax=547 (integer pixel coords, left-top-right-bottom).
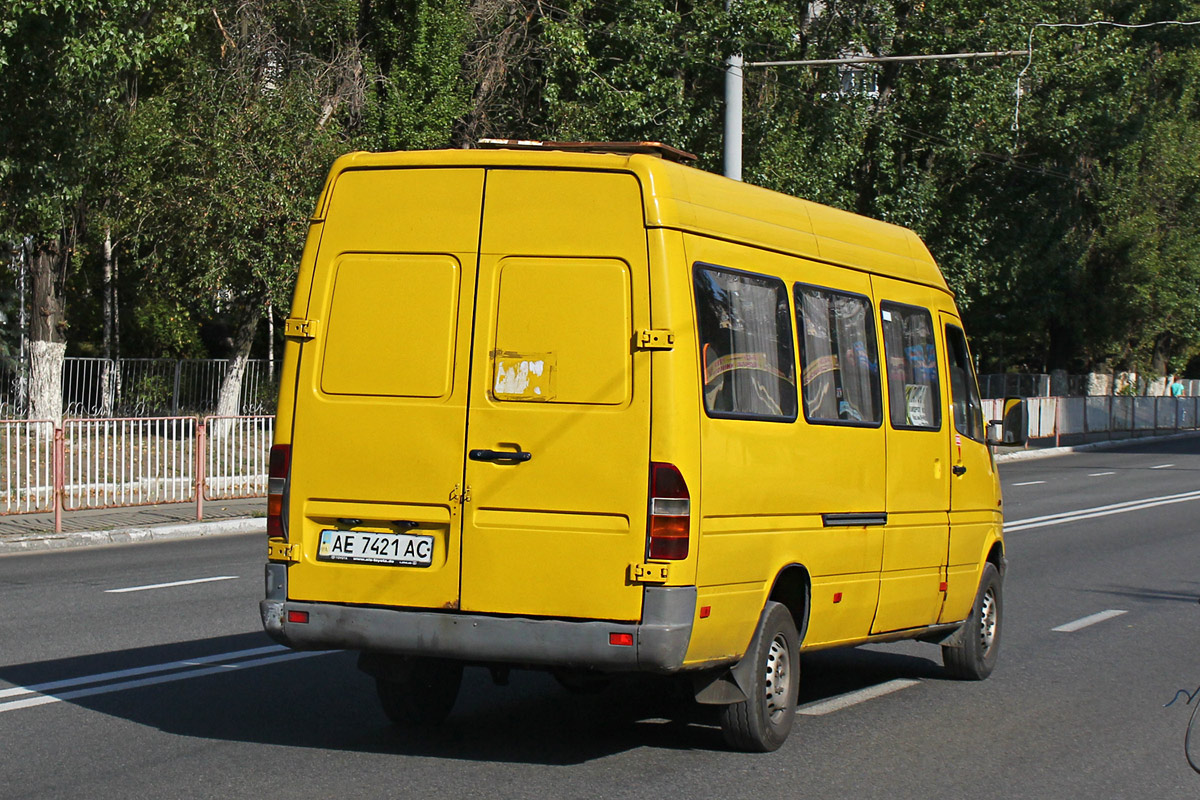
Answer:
xmin=942 ymin=562 xmax=1002 ymax=680
xmin=718 ymin=601 xmax=800 ymax=752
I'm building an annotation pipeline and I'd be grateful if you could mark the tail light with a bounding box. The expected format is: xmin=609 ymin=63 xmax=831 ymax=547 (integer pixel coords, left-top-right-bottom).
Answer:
xmin=267 ymin=444 xmax=291 ymax=539
xmin=647 ymin=462 xmax=689 ymax=560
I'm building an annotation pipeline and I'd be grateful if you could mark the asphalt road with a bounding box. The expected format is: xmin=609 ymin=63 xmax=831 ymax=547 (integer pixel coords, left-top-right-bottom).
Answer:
xmin=2 ymin=437 xmax=1199 ymax=798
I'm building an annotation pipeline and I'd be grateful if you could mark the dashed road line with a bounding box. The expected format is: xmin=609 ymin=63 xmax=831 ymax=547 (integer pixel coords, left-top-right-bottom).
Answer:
xmin=105 ymin=576 xmax=238 ymax=593
xmin=1149 ymin=464 xmax=1175 ymax=470
xmin=1052 ymin=609 xmax=1128 ymax=633
xmin=1011 ymin=480 xmax=1047 ymax=487
xmin=1087 ymin=472 xmax=1116 ymax=477
xmin=796 ymin=679 xmax=921 ymax=716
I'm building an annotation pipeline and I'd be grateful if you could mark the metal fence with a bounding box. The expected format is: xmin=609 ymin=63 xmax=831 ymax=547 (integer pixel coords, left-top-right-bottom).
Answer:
xmin=0 ymin=415 xmax=272 ymax=530
xmin=0 ymin=357 xmax=277 ymax=418
xmin=0 ymin=420 xmax=55 ymax=514
xmin=979 ymin=372 xmax=1200 ymax=399
xmin=1000 ymin=396 xmax=1200 ymax=444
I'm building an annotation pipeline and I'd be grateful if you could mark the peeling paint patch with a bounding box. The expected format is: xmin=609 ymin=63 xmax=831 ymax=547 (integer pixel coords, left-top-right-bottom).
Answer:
xmin=493 ymin=354 xmax=555 ymax=401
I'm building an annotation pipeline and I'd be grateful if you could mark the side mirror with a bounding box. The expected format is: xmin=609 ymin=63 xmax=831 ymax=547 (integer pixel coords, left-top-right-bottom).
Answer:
xmin=996 ymin=397 xmax=1029 ymax=446
xmin=986 ymin=420 xmax=1005 ymax=446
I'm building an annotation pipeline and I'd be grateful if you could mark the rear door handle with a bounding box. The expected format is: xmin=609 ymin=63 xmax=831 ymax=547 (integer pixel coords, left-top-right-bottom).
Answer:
xmin=469 ymin=449 xmax=532 ymax=463
xmin=952 ymin=464 xmax=967 ymax=476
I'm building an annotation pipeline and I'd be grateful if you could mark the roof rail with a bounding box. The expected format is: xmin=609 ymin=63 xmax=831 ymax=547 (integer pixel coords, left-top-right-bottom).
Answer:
xmin=476 ymin=139 xmax=697 ymax=164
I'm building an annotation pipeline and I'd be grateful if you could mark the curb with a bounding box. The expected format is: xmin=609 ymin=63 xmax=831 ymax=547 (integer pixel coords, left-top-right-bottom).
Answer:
xmin=0 ymin=517 xmax=266 ymax=555
xmin=994 ymin=430 xmax=1200 ymax=463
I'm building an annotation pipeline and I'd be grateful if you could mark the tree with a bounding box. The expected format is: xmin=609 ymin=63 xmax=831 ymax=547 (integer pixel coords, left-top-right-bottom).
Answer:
xmin=0 ymin=2 xmax=194 ymax=420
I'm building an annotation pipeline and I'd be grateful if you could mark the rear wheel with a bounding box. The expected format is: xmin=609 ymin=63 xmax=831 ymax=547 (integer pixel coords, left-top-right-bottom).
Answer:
xmin=368 ymin=655 xmax=463 ymax=727
xmin=943 ymin=562 xmax=1002 ymax=680
xmin=718 ymin=601 xmax=800 ymax=752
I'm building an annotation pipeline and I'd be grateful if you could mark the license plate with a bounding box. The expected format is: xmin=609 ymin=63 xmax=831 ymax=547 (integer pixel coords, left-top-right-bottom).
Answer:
xmin=317 ymin=529 xmax=434 ymax=567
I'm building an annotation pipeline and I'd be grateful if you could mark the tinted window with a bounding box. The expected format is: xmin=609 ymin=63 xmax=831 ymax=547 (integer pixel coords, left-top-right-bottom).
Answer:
xmin=881 ymin=302 xmax=941 ymax=430
xmin=946 ymin=324 xmax=985 ymax=441
xmin=795 ymin=284 xmax=881 ymax=425
xmin=695 ymin=265 xmax=797 ymax=421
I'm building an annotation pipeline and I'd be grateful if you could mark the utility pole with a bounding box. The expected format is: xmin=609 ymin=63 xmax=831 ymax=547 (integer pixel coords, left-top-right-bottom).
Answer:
xmin=723 ymin=49 xmax=1029 ymax=183
xmin=723 ymin=0 xmax=742 ymax=181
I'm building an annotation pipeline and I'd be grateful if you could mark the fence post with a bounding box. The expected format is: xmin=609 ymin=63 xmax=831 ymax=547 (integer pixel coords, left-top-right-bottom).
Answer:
xmin=173 ymin=361 xmax=183 ymax=416
xmin=1054 ymin=398 xmax=1061 ymax=448
xmin=53 ymin=425 xmax=64 ymax=533
xmin=195 ymin=417 xmax=206 ymax=521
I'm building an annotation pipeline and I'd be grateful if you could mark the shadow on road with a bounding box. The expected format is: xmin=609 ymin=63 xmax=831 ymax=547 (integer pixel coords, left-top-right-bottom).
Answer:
xmin=0 ymin=631 xmax=947 ymax=764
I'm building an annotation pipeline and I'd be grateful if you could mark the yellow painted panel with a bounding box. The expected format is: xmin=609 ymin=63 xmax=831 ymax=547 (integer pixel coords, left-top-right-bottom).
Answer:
xmin=286 ymin=167 xmax=484 ymax=610
xmin=321 ymin=168 xmax=485 ymax=254
xmin=873 ymin=570 xmax=943 ymax=633
xmin=290 ymin=502 xmax=458 ymax=609
xmin=459 ymin=169 xmax=650 ymax=621
xmin=492 ymin=258 xmax=630 ymax=405
xmin=321 ymin=255 xmax=460 ymax=398
xmin=942 ymin=564 xmax=980 ymax=623
xmin=684 ymin=584 xmax=767 ymax=665
xmin=804 ymin=574 xmax=882 ymax=648
xmin=947 ymin=512 xmax=1000 ymax=567
xmin=880 ymin=511 xmax=949 ymax=573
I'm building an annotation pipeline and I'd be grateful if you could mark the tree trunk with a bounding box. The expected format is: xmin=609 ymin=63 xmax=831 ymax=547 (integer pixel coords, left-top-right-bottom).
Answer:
xmin=101 ymin=227 xmax=116 ymax=416
xmin=28 ymin=237 xmax=67 ymax=423
xmin=212 ymin=309 xmax=259 ymax=439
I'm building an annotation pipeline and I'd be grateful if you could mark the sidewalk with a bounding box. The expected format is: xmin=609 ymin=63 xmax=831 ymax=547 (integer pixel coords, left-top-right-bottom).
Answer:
xmin=0 ymin=497 xmax=265 ymax=555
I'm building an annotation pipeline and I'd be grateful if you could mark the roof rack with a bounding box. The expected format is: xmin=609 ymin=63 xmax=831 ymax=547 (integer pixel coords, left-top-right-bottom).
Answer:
xmin=476 ymin=139 xmax=697 ymax=164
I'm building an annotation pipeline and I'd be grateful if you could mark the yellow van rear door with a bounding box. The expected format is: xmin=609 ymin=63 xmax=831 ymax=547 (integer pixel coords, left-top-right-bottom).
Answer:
xmin=459 ymin=169 xmax=651 ymax=621
xmin=286 ymin=167 xmax=485 ymax=610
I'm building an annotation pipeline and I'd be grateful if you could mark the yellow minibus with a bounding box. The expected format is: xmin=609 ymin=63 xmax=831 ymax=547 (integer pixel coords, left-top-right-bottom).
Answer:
xmin=261 ymin=141 xmax=1008 ymax=752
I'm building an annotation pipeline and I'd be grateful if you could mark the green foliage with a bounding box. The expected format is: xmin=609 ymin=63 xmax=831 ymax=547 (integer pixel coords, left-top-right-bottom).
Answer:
xmin=360 ymin=0 xmax=472 ymax=150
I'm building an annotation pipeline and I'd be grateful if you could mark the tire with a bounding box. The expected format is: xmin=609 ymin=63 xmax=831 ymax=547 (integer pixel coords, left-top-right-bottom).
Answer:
xmin=373 ymin=656 xmax=463 ymax=728
xmin=719 ymin=601 xmax=800 ymax=752
xmin=943 ymin=562 xmax=1002 ymax=680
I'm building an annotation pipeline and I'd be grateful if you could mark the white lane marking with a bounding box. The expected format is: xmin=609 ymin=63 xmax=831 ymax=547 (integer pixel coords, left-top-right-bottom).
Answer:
xmin=1004 ymin=489 xmax=1200 ymax=533
xmin=0 ymin=650 xmax=327 ymax=713
xmin=796 ymin=679 xmax=920 ymax=716
xmin=105 ymin=576 xmax=238 ymax=593
xmin=1150 ymin=464 xmax=1175 ymax=470
xmin=1052 ymin=609 xmax=1128 ymax=633
xmin=0 ymin=645 xmax=287 ymax=699
xmin=1088 ymin=472 xmax=1116 ymax=477
xmin=1011 ymin=480 xmax=1046 ymax=486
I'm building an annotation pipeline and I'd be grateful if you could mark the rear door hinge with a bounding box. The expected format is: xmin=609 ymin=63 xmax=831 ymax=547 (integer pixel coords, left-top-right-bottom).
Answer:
xmin=629 ymin=562 xmax=671 ymax=584
xmin=450 ymin=484 xmax=472 ymax=506
xmin=636 ymin=329 xmax=675 ymax=350
xmin=284 ymin=318 xmax=319 ymax=341
xmin=267 ymin=539 xmax=301 ymax=563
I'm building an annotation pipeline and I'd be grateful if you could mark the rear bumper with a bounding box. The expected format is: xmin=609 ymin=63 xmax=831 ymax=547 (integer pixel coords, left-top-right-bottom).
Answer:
xmin=260 ymin=571 xmax=695 ymax=673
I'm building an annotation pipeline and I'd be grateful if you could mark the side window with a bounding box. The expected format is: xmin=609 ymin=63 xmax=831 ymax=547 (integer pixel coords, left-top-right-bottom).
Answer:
xmin=946 ymin=324 xmax=985 ymax=442
xmin=694 ymin=264 xmax=797 ymax=421
xmin=881 ymin=302 xmax=941 ymax=430
xmin=795 ymin=284 xmax=881 ymax=425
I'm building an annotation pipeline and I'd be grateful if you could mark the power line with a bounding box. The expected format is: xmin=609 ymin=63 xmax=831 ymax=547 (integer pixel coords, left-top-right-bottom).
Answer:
xmin=1013 ymin=19 xmax=1200 ymax=132
xmin=747 ymin=50 xmax=1028 ymax=68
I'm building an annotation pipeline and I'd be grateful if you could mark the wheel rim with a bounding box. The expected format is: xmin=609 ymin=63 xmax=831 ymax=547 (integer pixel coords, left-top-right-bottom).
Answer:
xmin=978 ymin=586 xmax=998 ymax=654
xmin=764 ymin=633 xmax=792 ymax=722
